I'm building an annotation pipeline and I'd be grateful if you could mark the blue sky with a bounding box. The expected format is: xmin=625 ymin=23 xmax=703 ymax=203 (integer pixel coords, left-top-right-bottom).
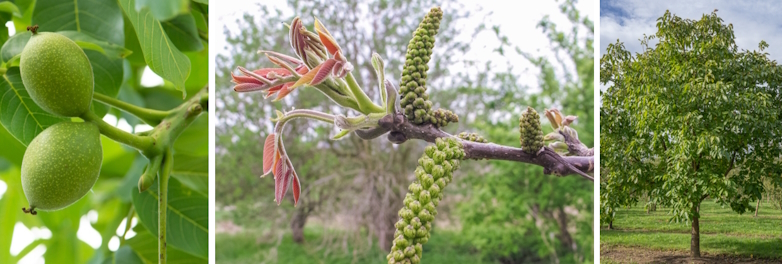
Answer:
xmin=600 ymin=0 xmax=782 ymax=62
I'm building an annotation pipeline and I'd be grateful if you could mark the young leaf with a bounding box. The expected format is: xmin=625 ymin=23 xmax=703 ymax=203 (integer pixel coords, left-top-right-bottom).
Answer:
xmin=262 ymin=133 xmax=276 ymax=176
xmin=0 ymin=68 xmax=66 ymax=146
xmin=120 ymin=0 xmax=191 ymax=98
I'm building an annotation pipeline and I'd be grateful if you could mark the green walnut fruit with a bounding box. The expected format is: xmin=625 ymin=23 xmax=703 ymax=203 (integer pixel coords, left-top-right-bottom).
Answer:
xmin=21 ymin=122 xmax=102 ymax=213
xmin=20 ymin=32 xmax=94 ymax=117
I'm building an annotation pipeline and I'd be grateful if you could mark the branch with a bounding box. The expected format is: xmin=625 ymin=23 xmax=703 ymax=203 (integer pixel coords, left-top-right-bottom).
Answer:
xmin=93 ymin=92 xmax=169 ymax=125
xmin=560 ymin=128 xmax=593 ymax=156
xmin=370 ymin=113 xmax=594 ymax=180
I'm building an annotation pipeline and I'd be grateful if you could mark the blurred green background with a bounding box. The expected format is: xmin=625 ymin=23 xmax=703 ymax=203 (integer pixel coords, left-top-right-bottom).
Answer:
xmin=215 ymin=0 xmax=594 ymax=263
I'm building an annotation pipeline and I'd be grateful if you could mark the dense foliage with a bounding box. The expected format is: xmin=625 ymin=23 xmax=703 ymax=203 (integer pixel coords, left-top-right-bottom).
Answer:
xmin=0 ymin=0 xmax=208 ymax=263
xmin=600 ymin=10 xmax=782 ymax=257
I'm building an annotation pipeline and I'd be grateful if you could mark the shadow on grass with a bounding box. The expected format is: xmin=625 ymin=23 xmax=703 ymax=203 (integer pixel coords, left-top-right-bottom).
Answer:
xmin=702 ymin=237 xmax=782 ymax=259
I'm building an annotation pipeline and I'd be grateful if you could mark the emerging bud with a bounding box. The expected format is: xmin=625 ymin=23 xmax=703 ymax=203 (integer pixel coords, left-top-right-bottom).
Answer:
xmin=404 ymin=225 xmax=417 ymax=239
xmin=409 ymin=200 xmax=422 ymax=213
xmin=416 ymin=225 xmax=428 ymax=238
xmin=394 ymin=236 xmax=410 ymax=248
xmin=519 ymin=106 xmax=544 ymax=154
xmin=399 ymin=7 xmax=446 ymax=126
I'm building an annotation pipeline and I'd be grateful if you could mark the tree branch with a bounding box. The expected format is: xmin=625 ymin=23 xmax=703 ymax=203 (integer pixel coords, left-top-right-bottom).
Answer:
xmin=360 ymin=113 xmax=594 ymax=180
xmin=560 ymin=129 xmax=593 ymax=156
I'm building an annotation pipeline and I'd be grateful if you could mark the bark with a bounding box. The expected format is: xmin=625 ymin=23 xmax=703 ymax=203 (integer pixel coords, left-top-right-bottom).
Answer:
xmin=754 ymin=199 xmax=760 ymax=217
xmin=358 ymin=113 xmax=594 ymax=180
xmin=377 ymin=226 xmax=395 ymax=251
xmin=291 ymin=208 xmax=309 ymax=244
xmin=608 ymin=221 xmax=613 ymax=230
xmin=555 ymin=207 xmax=576 ymax=252
xmin=691 ymin=216 xmax=700 ymax=258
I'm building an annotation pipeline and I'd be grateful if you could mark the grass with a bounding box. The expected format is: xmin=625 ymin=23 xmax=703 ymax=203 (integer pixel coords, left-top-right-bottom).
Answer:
xmin=216 ymin=225 xmax=492 ymax=264
xmin=601 ymin=200 xmax=782 ymax=258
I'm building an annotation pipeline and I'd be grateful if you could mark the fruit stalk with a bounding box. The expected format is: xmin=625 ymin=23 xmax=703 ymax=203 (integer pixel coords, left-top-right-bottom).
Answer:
xmin=81 ymin=111 xmax=155 ymax=150
xmin=93 ymin=92 xmax=169 ymax=125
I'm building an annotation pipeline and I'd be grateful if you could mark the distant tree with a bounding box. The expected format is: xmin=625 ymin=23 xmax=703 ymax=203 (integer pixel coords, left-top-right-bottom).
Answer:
xmin=600 ymin=10 xmax=782 ymax=257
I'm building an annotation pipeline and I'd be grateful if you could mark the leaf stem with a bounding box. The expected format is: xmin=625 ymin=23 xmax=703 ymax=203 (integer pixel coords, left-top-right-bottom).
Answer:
xmin=344 ymin=73 xmax=384 ymax=114
xmin=120 ymin=206 xmax=135 ymax=244
xmin=92 ymin=92 xmax=169 ymax=125
xmin=158 ymin=148 xmax=173 ymax=264
xmin=80 ymin=111 xmax=155 ymax=151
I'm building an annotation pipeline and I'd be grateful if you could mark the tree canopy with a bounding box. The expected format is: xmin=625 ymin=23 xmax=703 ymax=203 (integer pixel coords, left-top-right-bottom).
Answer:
xmin=600 ymin=10 xmax=782 ymax=257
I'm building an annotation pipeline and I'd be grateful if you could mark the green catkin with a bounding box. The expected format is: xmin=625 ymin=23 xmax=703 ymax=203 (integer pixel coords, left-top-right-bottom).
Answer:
xmin=387 ymin=137 xmax=464 ymax=264
xmin=398 ymin=7 xmax=456 ymax=128
xmin=457 ymin=132 xmax=488 ymax=143
xmin=519 ymin=106 xmax=544 ymax=154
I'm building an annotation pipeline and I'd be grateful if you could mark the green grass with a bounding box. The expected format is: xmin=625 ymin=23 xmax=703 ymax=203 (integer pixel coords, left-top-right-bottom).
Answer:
xmin=601 ymin=200 xmax=782 ymax=258
xmin=216 ymin=226 xmax=492 ymax=264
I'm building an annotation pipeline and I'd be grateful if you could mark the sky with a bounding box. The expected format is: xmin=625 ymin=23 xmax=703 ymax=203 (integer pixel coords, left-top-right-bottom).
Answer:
xmin=600 ymin=0 xmax=782 ymax=62
xmin=214 ymin=0 xmax=594 ymax=100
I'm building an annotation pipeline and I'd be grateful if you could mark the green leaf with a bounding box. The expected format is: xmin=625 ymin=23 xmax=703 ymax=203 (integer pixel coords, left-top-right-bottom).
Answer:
xmin=116 ymin=155 xmax=148 ymax=203
xmin=33 ymin=0 xmax=125 ymax=45
xmin=0 ymin=2 xmax=22 ymax=17
xmin=85 ymin=49 xmax=124 ymax=118
xmin=90 ymin=199 xmax=130 ymax=259
xmin=41 ymin=197 xmax=93 ymax=263
xmin=0 ymin=125 xmax=26 ymax=166
xmin=184 ymin=47 xmax=207 ymax=95
xmin=0 ymin=68 xmax=66 ymax=146
xmin=58 ymin=31 xmax=133 ymax=59
xmin=0 ymin=167 xmax=22 ymax=263
xmin=120 ymin=0 xmax=190 ymax=97
xmin=114 ymin=245 xmax=144 ymax=264
xmin=11 ymin=0 xmax=35 ymax=35
xmin=131 ymin=177 xmax=208 ymax=259
xmin=172 ymin=154 xmax=207 ymax=195
xmin=191 ymin=0 xmax=208 ymax=4
xmin=1 ymin=31 xmax=30 ymax=63
xmin=161 ymin=14 xmax=203 ymax=52
xmin=126 ymin=226 xmax=207 ymax=263
xmin=115 ymin=83 xmax=146 ymax=129
xmin=135 ymin=0 xmax=189 ymax=22
xmin=173 ymin=115 xmax=208 ymax=156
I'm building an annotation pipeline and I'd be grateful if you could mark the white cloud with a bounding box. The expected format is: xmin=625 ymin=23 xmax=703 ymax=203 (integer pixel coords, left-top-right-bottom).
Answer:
xmin=600 ymin=0 xmax=782 ymax=62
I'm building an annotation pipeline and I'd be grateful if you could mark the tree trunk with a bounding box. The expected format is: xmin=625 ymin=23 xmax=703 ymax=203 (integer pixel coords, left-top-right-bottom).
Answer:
xmin=291 ymin=209 xmax=309 ymax=244
xmin=608 ymin=220 xmax=613 ymax=230
xmin=691 ymin=216 xmax=700 ymax=258
xmin=377 ymin=224 xmax=395 ymax=250
xmin=754 ymin=199 xmax=760 ymax=217
xmin=555 ymin=207 xmax=576 ymax=252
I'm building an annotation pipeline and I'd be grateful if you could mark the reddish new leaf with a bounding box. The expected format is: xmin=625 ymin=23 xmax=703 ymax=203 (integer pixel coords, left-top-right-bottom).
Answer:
xmin=234 ymin=83 xmax=266 ymax=92
xmin=274 ymin=159 xmax=295 ymax=206
xmin=262 ymin=134 xmax=276 ymax=176
xmin=310 ymin=59 xmax=337 ymax=86
xmin=272 ymin=83 xmax=295 ymax=101
xmin=314 ymin=19 xmax=340 ymax=55
xmin=290 ymin=63 xmax=323 ymax=89
xmin=291 ymin=167 xmax=301 ymax=206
